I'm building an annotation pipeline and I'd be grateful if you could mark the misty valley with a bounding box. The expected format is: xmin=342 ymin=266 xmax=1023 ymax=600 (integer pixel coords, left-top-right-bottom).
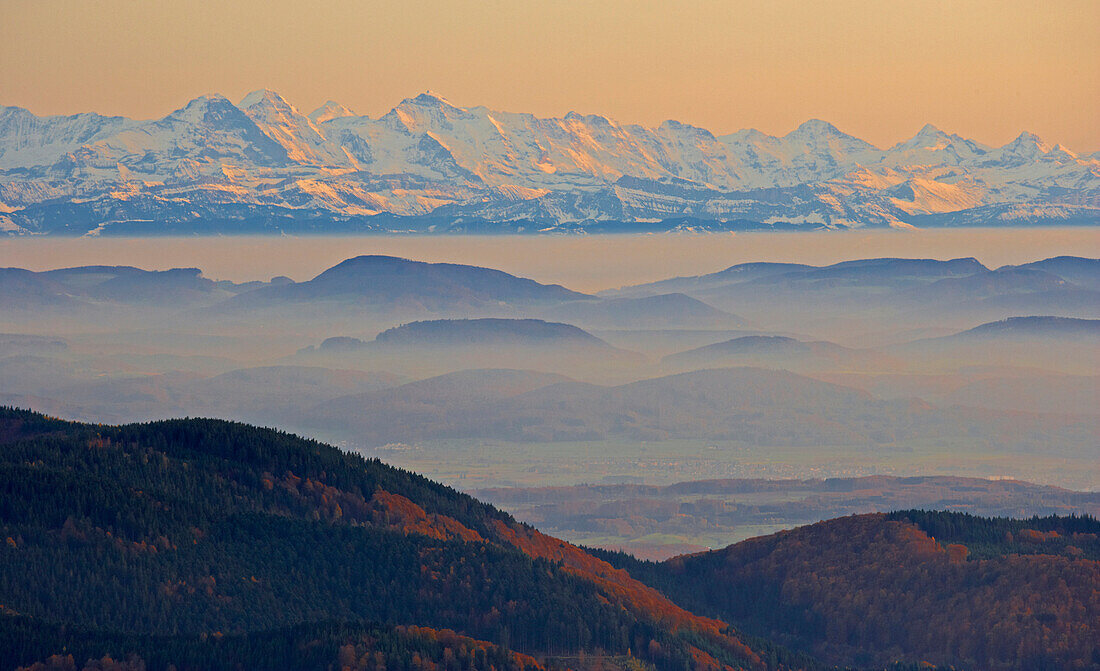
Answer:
xmin=1 ymin=246 xmax=1098 ymax=671
xmin=5 ymin=1 xmax=1099 ymax=668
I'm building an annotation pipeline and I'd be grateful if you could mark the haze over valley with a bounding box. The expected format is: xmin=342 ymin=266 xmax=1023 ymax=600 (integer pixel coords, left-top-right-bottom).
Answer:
xmin=5 ymin=1 xmax=1099 ymax=668
xmin=3 ymin=243 xmax=1098 ymax=667
xmin=4 ymin=247 xmax=1097 ymax=555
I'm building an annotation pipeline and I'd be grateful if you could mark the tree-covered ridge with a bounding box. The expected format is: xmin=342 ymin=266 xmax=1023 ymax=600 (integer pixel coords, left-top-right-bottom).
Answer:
xmin=0 ymin=409 xmax=74 ymax=444
xmin=9 ymin=620 xmax=546 ymax=671
xmin=595 ymin=512 xmax=1100 ymax=670
xmin=886 ymin=509 xmax=1100 ymax=560
xmin=0 ymin=408 xmax=767 ymax=671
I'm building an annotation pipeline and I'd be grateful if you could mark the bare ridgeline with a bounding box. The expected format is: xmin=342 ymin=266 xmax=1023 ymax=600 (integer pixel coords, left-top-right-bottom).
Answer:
xmin=2 ymin=252 xmax=1098 ymax=670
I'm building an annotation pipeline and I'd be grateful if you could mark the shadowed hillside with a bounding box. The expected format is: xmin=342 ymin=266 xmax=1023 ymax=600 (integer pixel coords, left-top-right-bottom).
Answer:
xmin=0 ymin=408 xmax=784 ymax=671
xmin=596 ymin=512 xmax=1100 ymax=670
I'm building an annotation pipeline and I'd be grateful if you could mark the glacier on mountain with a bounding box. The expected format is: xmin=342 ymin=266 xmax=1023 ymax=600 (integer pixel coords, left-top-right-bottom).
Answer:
xmin=0 ymin=90 xmax=1096 ymax=235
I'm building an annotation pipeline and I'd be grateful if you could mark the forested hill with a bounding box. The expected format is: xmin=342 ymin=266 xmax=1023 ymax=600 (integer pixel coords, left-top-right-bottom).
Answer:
xmin=4 ymin=408 xmax=1087 ymax=670
xmin=594 ymin=511 xmax=1100 ymax=671
xmin=0 ymin=407 xmax=784 ymax=671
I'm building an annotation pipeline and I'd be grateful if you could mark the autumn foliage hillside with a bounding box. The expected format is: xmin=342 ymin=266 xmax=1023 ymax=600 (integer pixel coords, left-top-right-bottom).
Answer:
xmin=601 ymin=512 xmax=1100 ymax=670
xmin=0 ymin=408 xmax=772 ymax=671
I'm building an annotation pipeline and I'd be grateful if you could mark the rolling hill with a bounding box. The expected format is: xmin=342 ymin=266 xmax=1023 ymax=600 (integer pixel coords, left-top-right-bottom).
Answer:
xmin=3 ymin=409 xmax=1095 ymax=669
xmin=301 ymin=366 xmax=1081 ymax=449
xmin=294 ymin=319 xmax=642 ymax=382
xmin=476 ymin=475 xmax=1100 ymax=560
xmin=953 ymin=315 xmax=1100 ymax=339
xmin=0 ymin=407 xmax=777 ymax=671
xmin=220 ymin=256 xmax=588 ymax=316
xmin=597 ymin=511 xmax=1100 ymax=670
xmin=540 ymin=294 xmax=747 ymax=330
xmin=890 ymin=316 xmax=1100 ymax=373
xmin=373 ymin=318 xmax=614 ymax=348
xmin=661 ymin=335 xmax=896 ymax=372
xmin=0 ymin=264 xmax=279 ymax=316
xmin=603 ymin=256 xmax=1100 ymax=339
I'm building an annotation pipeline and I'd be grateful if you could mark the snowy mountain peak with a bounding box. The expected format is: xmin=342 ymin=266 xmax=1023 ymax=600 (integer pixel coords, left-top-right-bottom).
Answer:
xmin=788 ymin=119 xmax=845 ymax=138
xmin=994 ymin=132 xmax=1066 ymax=166
xmin=404 ymin=91 xmax=459 ymax=109
xmin=561 ymin=111 xmax=616 ymax=129
xmin=239 ymin=89 xmax=295 ymax=110
xmin=783 ymin=119 xmax=879 ymax=157
xmin=180 ymin=94 xmax=234 ymax=108
xmin=0 ymin=90 xmax=1096 ymax=233
xmin=309 ymin=100 xmax=357 ymax=124
xmin=1050 ymin=144 xmax=1078 ymax=160
xmin=893 ymin=124 xmax=951 ymax=150
xmin=718 ymin=127 xmax=769 ymax=142
xmin=235 ymin=90 xmax=350 ymax=167
xmin=912 ymin=123 xmax=947 ymax=141
xmin=658 ymin=119 xmax=716 ymax=139
xmin=0 ymin=105 xmax=34 ymax=120
xmin=167 ymin=94 xmax=249 ymax=125
xmin=1004 ymin=131 xmax=1048 ymax=153
xmin=880 ymin=124 xmax=993 ymax=169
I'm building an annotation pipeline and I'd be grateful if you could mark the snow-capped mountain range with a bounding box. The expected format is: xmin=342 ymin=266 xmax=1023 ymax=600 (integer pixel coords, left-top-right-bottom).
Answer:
xmin=1 ymin=90 xmax=1096 ymax=234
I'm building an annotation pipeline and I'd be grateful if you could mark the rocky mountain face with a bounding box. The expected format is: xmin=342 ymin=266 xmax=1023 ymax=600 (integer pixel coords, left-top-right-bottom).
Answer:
xmin=1 ymin=90 xmax=1097 ymax=234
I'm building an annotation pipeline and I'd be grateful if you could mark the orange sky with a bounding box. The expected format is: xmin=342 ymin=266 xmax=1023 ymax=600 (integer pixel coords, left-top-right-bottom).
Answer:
xmin=2 ymin=0 xmax=1097 ymax=152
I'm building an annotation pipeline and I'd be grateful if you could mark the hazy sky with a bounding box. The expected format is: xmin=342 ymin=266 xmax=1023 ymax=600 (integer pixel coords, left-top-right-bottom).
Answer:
xmin=2 ymin=0 xmax=1098 ymax=151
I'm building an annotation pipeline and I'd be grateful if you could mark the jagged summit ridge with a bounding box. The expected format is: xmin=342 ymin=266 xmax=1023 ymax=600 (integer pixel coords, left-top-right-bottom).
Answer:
xmin=308 ymin=100 xmax=357 ymax=123
xmin=0 ymin=90 xmax=1096 ymax=234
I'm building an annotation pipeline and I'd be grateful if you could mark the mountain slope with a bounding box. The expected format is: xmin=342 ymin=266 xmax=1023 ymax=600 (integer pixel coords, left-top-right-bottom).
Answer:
xmin=598 ymin=511 xmax=1100 ymax=670
xmin=0 ymin=408 xmax=775 ymax=671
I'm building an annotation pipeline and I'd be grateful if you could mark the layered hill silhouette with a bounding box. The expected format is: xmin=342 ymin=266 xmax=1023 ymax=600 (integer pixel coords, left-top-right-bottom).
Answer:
xmin=1001 ymin=256 xmax=1100 ymax=290
xmin=223 ymin=256 xmax=587 ymax=313
xmin=611 ymin=255 xmax=1047 ymax=299
xmin=541 ymin=293 xmax=747 ymax=330
xmin=606 ymin=256 xmax=1100 ymax=337
xmin=0 ymin=364 xmax=404 ymax=426
xmin=0 ymin=264 xmax=284 ymax=320
xmin=374 ymin=318 xmax=614 ymax=348
xmin=296 ymin=319 xmax=642 ymax=382
xmin=661 ymin=335 xmax=897 ymax=372
xmin=301 ymin=366 xmax=1084 ymax=449
xmin=954 ymin=315 xmax=1100 ymax=339
xmin=0 ymin=408 xmax=777 ymax=671
xmin=5 ymin=256 xmax=1096 ymax=336
xmin=890 ymin=316 xmax=1100 ymax=372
